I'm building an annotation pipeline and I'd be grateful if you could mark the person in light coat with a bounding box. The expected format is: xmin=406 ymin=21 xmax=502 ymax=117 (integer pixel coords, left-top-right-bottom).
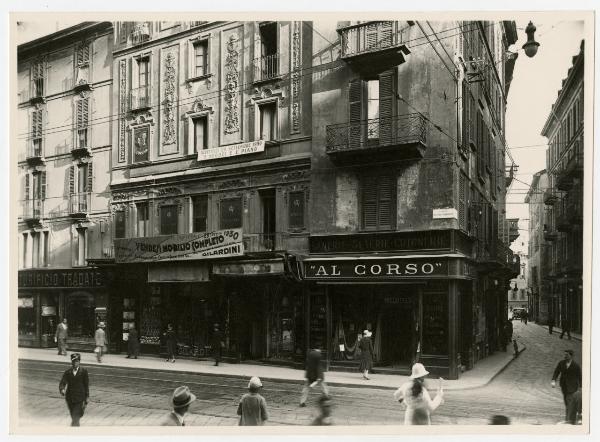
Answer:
xmin=55 ymin=318 xmax=68 ymax=355
xmin=393 ymin=363 xmax=444 ymax=425
xmin=94 ymin=322 xmax=107 ymax=363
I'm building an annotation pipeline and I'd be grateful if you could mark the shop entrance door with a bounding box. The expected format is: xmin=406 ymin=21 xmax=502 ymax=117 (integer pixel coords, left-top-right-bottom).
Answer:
xmin=379 ymin=293 xmax=415 ymax=368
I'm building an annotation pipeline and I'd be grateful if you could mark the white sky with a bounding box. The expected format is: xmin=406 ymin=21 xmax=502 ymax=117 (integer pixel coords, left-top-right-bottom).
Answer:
xmin=505 ymin=20 xmax=585 ymax=254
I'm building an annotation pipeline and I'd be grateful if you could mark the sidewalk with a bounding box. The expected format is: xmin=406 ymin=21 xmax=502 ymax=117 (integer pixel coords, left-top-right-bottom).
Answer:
xmin=18 ymin=342 xmax=525 ymax=391
xmin=535 ymin=323 xmax=582 ymax=342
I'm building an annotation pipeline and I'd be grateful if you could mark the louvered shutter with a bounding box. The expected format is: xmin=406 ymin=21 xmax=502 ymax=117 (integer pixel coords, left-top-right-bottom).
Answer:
xmin=77 ymin=98 xmax=89 ymax=129
xmin=41 ymin=171 xmax=47 ymax=200
xmin=69 ymin=165 xmax=75 ymax=195
xmin=462 ymin=81 xmax=470 ymax=148
xmin=379 ymin=21 xmax=393 ymax=48
xmin=32 ymin=109 xmax=42 ymax=139
xmin=77 ymin=43 xmax=90 ymax=65
xmin=377 ymin=175 xmax=394 ymax=230
xmin=348 ymin=79 xmax=363 ymax=148
xmin=87 ymin=162 xmax=93 ymax=192
xmin=362 ymin=175 xmax=378 ymax=230
xmin=365 ymin=23 xmax=379 ymax=49
xmin=378 ymin=70 xmax=395 ymax=145
xmin=25 ymin=174 xmax=30 ymax=202
xmin=459 ymin=173 xmax=466 ymax=230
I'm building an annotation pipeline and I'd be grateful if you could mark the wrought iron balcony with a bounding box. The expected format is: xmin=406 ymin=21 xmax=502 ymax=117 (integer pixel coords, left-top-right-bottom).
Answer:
xmin=543 ymin=188 xmax=559 ymax=206
xmin=253 ymin=53 xmax=280 ymax=83
xmin=131 ymin=23 xmax=151 ymax=46
xmin=71 ymin=128 xmax=92 ymax=157
xmin=21 ymin=199 xmax=44 ymax=223
xmin=243 ymin=233 xmax=282 ymax=253
xmin=555 ymin=150 xmax=583 ymax=191
xmin=30 ymin=78 xmax=45 ymax=103
xmin=325 ymin=113 xmax=427 ymax=163
xmin=130 ymin=86 xmax=151 ymax=111
xmin=26 ymin=140 xmax=45 ymax=165
xmin=338 ymin=21 xmax=411 ymax=75
xmin=69 ymin=192 xmax=91 ymax=218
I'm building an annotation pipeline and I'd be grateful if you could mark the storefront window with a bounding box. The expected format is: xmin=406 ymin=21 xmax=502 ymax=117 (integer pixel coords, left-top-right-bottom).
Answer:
xmin=140 ymin=294 xmax=162 ymax=345
xmin=66 ymin=292 xmax=96 ymax=338
xmin=40 ymin=293 xmax=58 ymax=337
xmin=18 ymin=296 xmax=36 ymax=337
xmin=267 ymin=290 xmax=303 ymax=360
xmin=422 ymin=292 xmax=448 ymax=355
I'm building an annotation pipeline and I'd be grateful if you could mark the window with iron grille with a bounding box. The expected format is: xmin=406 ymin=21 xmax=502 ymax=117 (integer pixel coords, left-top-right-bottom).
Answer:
xmin=192 ymin=195 xmax=208 ymax=233
xmin=361 ymin=174 xmax=396 ymax=231
xmin=160 ymin=205 xmax=178 ymax=235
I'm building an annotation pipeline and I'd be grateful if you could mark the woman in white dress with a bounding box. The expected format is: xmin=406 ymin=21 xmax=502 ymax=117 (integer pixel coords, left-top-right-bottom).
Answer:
xmin=393 ymin=363 xmax=444 ymax=425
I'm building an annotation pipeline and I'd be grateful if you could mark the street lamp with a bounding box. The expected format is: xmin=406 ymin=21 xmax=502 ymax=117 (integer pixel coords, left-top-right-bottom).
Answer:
xmin=522 ymin=21 xmax=540 ymax=58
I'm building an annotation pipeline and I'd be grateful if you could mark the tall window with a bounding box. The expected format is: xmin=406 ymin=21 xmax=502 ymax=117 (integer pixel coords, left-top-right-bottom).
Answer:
xmin=32 ymin=60 xmax=44 ymax=98
xmin=137 ymin=202 xmax=149 ymax=237
xmin=160 ymin=205 xmax=178 ymax=235
xmin=361 ymin=174 xmax=396 ymax=231
xmin=31 ymin=109 xmax=43 ymax=156
xmin=193 ymin=40 xmax=208 ymax=77
xmin=288 ymin=191 xmax=305 ymax=230
xmin=220 ymin=198 xmax=242 ymax=229
xmin=193 ymin=116 xmax=208 ymax=152
xmin=261 ymin=190 xmax=276 ymax=249
xmin=138 ymin=57 xmax=149 ymax=89
xmin=76 ymin=97 xmax=90 ymax=149
xmin=114 ymin=210 xmax=126 ymax=239
xmin=259 ymin=102 xmax=277 ymax=141
xmin=192 ymin=195 xmax=208 ymax=233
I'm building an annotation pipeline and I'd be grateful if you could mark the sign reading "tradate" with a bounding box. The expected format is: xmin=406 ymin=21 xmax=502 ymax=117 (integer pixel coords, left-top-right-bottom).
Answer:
xmin=304 ymin=258 xmax=448 ymax=280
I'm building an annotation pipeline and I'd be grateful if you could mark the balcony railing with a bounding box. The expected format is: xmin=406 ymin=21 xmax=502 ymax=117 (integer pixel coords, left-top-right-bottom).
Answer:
xmin=326 ymin=113 xmax=427 ymax=157
xmin=130 ymin=86 xmax=151 ymax=111
xmin=543 ymin=188 xmax=559 ymax=206
xmin=131 ymin=23 xmax=151 ymax=45
xmin=31 ymin=78 xmax=45 ymax=101
xmin=26 ymin=139 xmax=44 ymax=162
xmin=69 ymin=192 xmax=91 ymax=217
xmin=21 ymin=199 xmax=44 ymax=221
xmin=243 ymin=233 xmax=282 ymax=253
xmin=253 ymin=53 xmax=280 ymax=82
xmin=339 ymin=21 xmax=406 ymax=58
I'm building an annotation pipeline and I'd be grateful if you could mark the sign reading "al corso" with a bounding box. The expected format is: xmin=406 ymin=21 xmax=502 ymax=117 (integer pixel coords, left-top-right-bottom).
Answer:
xmin=304 ymin=257 xmax=448 ymax=280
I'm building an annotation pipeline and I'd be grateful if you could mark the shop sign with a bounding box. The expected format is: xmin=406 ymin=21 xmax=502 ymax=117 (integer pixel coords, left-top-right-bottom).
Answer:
xmin=309 ymin=230 xmax=453 ymax=254
xmin=198 ymin=140 xmax=265 ymax=161
xmin=433 ymin=208 xmax=458 ymax=219
xmin=114 ymin=229 xmax=244 ymax=263
xmin=213 ymin=260 xmax=285 ymax=276
xmin=304 ymin=258 xmax=448 ymax=280
xmin=18 ymin=297 xmax=34 ymax=308
xmin=19 ymin=269 xmax=104 ymax=288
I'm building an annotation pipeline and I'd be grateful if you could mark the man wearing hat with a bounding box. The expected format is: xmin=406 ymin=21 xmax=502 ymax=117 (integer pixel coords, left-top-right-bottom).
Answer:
xmin=59 ymin=353 xmax=89 ymax=426
xmin=160 ymin=386 xmax=197 ymax=426
xmin=94 ymin=322 xmax=107 ymax=363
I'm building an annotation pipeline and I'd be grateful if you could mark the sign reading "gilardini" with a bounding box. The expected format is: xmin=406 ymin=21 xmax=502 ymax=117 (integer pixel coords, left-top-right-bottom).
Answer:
xmin=198 ymin=140 xmax=265 ymax=161
xmin=114 ymin=229 xmax=244 ymax=263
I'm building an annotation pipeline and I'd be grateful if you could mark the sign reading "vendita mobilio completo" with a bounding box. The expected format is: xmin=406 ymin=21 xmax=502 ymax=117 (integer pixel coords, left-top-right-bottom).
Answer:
xmin=114 ymin=229 xmax=244 ymax=263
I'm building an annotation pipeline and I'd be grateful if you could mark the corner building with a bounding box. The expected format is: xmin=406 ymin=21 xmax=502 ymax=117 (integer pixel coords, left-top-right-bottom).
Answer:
xmin=17 ymin=23 xmax=115 ymax=352
xmin=108 ymin=21 xmax=312 ymax=364
xmin=305 ymin=21 xmax=520 ymax=379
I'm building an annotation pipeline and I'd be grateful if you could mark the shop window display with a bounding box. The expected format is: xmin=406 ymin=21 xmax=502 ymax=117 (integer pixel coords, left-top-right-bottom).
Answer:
xmin=18 ymin=296 xmax=36 ymax=337
xmin=267 ymin=291 xmax=303 ymax=360
xmin=422 ymin=292 xmax=448 ymax=355
xmin=66 ymin=292 xmax=95 ymax=338
xmin=41 ymin=293 xmax=58 ymax=345
xmin=140 ymin=295 xmax=162 ymax=345
xmin=122 ymin=297 xmax=136 ymax=342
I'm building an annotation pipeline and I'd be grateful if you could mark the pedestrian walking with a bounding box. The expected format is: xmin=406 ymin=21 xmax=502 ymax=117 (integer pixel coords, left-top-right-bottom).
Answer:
xmin=237 ymin=376 xmax=269 ymax=426
xmin=311 ymin=395 xmax=333 ymax=426
xmin=58 ymin=353 xmax=89 ymax=426
xmin=126 ymin=327 xmax=140 ymax=359
xmin=300 ymin=349 xmax=329 ymax=407
xmin=523 ymin=310 xmax=528 ymax=325
xmin=559 ymin=318 xmax=572 ymax=340
xmin=94 ymin=322 xmax=107 ymax=363
xmin=548 ymin=316 xmax=555 ymax=334
xmin=358 ymin=329 xmax=374 ymax=380
xmin=551 ymin=349 xmax=582 ymax=422
xmin=393 ymin=363 xmax=444 ymax=425
xmin=210 ymin=323 xmax=223 ymax=366
xmin=55 ymin=318 xmax=68 ymax=356
xmin=505 ymin=320 xmax=513 ymax=345
xmin=160 ymin=386 xmax=197 ymax=426
xmin=163 ymin=323 xmax=177 ymax=362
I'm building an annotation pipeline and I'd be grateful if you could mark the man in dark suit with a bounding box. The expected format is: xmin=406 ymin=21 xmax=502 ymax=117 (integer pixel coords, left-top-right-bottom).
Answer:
xmin=551 ymin=349 xmax=582 ymax=422
xmin=59 ymin=353 xmax=89 ymax=426
xmin=160 ymin=386 xmax=197 ymax=426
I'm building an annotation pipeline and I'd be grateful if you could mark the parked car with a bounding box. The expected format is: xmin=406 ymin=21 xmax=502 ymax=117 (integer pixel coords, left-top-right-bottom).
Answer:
xmin=512 ymin=308 xmax=527 ymax=320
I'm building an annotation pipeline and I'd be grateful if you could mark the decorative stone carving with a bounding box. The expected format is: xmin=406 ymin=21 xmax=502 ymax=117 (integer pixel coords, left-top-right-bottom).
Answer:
xmin=218 ymin=179 xmax=246 ymax=190
xmin=118 ymin=59 xmax=127 ymax=163
xmin=290 ymin=21 xmax=302 ymax=134
xmin=224 ymin=34 xmax=240 ymax=134
xmin=162 ymin=50 xmax=178 ymax=151
xmin=156 ymin=186 xmax=183 ymax=196
xmin=282 ymin=170 xmax=308 ymax=181
xmin=130 ymin=112 xmax=155 ymax=126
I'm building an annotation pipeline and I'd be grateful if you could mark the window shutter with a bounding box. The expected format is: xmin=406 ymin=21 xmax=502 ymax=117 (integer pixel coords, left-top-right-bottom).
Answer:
xmin=348 ymin=79 xmax=363 ymax=148
xmin=77 ymin=43 xmax=90 ymax=65
xmin=459 ymin=173 xmax=466 ymax=230
xmin=25 ymin=174 xmax=30 ymax=201
xmin=362 ymin=176 xmax=378 ymax=230
xmin=41 ymin=171 xmax=47 ymax=200
xmin=69 ymin=165 xmax=75 ymax=195
xmin=462 ymin=81 xmax=471 ymax=148
xmin=377 ymin=175 xmax=394 ymax=230
xmin=77 ymin=98 xmax=89 ymax=129
xmin=378 ymin=69 xmax=395 ymax=145
xmin=365 ymin=23 xmax=379 ymax=49
xmin=378 ymin=21 xmax=393 ymax=48
xmin=32 ymin=109 xmax=42 ymax=139
xmin=87 ymin=162 xmax=93 ymax=192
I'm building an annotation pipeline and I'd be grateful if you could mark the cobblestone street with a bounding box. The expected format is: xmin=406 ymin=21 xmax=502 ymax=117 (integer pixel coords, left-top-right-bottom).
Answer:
xmin=17 ymin=321 xmax=582 ymax=427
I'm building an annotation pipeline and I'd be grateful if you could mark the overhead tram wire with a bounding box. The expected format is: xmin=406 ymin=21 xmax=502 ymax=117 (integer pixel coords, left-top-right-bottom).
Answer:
xmin=17 ymin=21 xmax=504 ymax=139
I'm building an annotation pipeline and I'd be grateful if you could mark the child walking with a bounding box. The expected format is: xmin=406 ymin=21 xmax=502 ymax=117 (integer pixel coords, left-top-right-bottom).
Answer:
xmin=237 ymin=376 xmax=269 ymax=426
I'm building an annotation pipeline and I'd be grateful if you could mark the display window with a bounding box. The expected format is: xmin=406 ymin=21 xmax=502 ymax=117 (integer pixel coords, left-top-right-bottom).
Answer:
xmin=267 ymin=288 xmax=303 ymax=361
xmin=66 ymin=292 xmax=96 ymax=338
xmin=18 ymin=296 xmax=36 ymax=337
xmin=40 ymin=293 xmax=59 ymax=341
